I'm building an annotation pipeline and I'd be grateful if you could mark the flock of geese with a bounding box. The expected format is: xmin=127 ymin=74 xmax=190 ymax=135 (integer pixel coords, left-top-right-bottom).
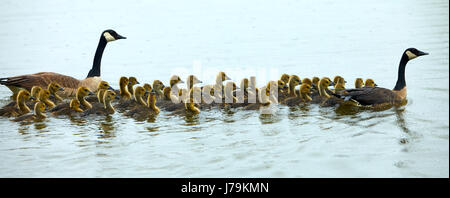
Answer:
xmin=0 ymin=29 xmax=429 ymax=122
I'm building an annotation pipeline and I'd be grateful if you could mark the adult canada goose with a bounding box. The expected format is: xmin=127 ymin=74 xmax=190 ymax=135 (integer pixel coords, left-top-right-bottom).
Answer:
xmin=336 ymin=48 xmax=428 ymax=106
xmin=0 ymin=90 xmax=34 ymax=117
xmin=355 ymin=78 xmax=364 ymax=88
xmin=0 ymin=29 xmax=126 ymax=98
xmin=13 ymin=102 xmax=47 ymax=122
xmin=82 ymin=90 xmax=117 ymax=116
xmin=50 ymin=99 xmax=84 ymax=116
xmin=364 ymin=79 xmax=377 ymax=87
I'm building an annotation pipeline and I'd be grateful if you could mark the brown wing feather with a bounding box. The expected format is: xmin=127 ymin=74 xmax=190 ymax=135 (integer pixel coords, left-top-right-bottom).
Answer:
xmin=1 ymin=72 xmax=81 ymax=91
xmin=341 ymin=87 xmax=398 ymax=105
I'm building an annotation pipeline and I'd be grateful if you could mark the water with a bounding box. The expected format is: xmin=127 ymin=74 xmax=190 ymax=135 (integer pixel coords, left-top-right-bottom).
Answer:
xmin=0 ymin=0 xmax=448 ymax=177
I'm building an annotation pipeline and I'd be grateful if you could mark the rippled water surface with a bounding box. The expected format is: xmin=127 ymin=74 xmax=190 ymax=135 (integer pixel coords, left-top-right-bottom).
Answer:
xmin=0 ymin=0 xmax=448 ymax=177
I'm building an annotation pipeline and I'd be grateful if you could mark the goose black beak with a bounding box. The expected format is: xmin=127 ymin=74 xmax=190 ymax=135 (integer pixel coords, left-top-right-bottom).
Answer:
xmin=374 ymin=83 xmax=378 ymax=87
xmin=30 ymin=96 xmax=36 ymax=100
xmin=117 ymin=34 xmax=126 ymax=40
xmin=58 ymin=87 xmax=65 ymax=91
xmin=417 ymin=50 xmax=429 ymax=56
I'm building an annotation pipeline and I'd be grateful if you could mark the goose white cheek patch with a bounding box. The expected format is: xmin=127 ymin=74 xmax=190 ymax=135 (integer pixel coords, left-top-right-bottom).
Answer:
xmin=103 ymin=32 xmax=116 ymax=42
xmin=405 ymin=50 xmax=417 ymax=60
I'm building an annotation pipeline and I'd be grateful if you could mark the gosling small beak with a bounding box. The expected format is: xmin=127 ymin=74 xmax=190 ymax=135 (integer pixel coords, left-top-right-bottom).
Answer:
xmin=30 ymin=96 xmax=36 ymax=100
xmin=312 ymin=84 xmax=317 ymax=88
xmin=58 ymin=87 xmax=65 ymax=91
xmin=198 ymin=80 xmax=203 ymax=84
xmin=283 ymin=85 xmax=288 ymax=89
xmin=179 ymin=80 xmax=185 ymax=84
xmin=225 ymin=76 xmax=231 ymax=80
xmin=117 ymin=34 xmax=126 ymax=40
xmin=88 ymin=92 xmax=95 ymax=96
xmin=374 ymin=83 xmax=378 ymax=87
xmin=344 ymin=81 xmax=347 ymax=83
xmin=329 ymin=82 xmax=336 ymax=86
xmin=136 ymin=81 xmax=140 ymax=84
xmin=108 ymin=86 xmax=115 ymax=91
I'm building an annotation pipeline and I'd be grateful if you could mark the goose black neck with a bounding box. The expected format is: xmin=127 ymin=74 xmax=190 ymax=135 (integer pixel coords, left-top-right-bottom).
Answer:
xmin=393 ymin=53 xmax=409 ymax=91
xmin=87 ymin=36 xmax=107 ymax=78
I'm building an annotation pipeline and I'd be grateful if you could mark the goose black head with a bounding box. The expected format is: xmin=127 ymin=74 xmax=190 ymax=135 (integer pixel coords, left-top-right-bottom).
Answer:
xmin=405 ymin=48 xmax=428 ymax=60
xmin=103 ymin=29 xmax=127 ymax=42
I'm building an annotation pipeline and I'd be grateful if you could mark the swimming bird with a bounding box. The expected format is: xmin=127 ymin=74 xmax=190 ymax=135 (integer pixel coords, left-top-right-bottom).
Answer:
xmin=355 ymin=78 xmax=364 ymax=88
xmin=214 ymin=72 xmax=231 ymax=102
xmin=118 ymin=77 xmax=132 ymax=100
xmin=336 ymin=48 xmax=428 ymax=106
xmin=13 ymin=102 xmax=47 ymax=122
xmin=127 ymin=77 xmax=139 ymax=98
xmin=170 ymin=87 xmax=201 ymax=115
xmin=0 ymin=90 xmax=34 ymax=117
xmin=311 ymin=77 xmax=335 ymax=104
xmin=76 ymin=86 xmax=94 ymax=110
xmin=364 ymin=79 xmax=377 ymax=87
xmin=82 ymin=90 xmax=117 ymax=116
xmin=283 ymin=83 xmax=313 ymax=106
xmin=50 ymin=99 xmax=84 ymax=116
xmin=0 ymin=30 xmax=126 ymax=98
xmin=124 ymin=90 xmax=160 ymax=119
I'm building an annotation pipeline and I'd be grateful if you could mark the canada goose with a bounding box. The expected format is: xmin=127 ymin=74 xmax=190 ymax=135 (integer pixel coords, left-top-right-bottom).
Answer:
xmin=186 ymin=75 xmax=202 ymax=90
xmin=142 ymin=83 xmax=153 ymax=100
xmin=280 ymin=73 xmax=291 ymax=93
xmin=152 ymin=80 xmax=165 ymax=99
xmin=284 ymin=83 xmax=313 ymax=106
xmin=47 ymin=82 xmax=65 ymax=102
xmin=223 ymin=81 xmax=239 ymax=106
xmin=127 ymin=77 xmax=139 ymax=97
xmin=311 ymin=77 xmax=334 ymax=104
xmin=171 ymin=87 xmax=201 ymax=115
xmin=243 ymin=86 xmax=272 ymax=110
xmin=355 ymin=78 xmax=364 ymax=88
xmin=335 ymin=48 xmax=428 ymax=106
xmin=124 ymin=87 xmax=160 ymax=119
xmin=333 ymin=75 xmax=343 ymax=88
xmin=30 ymin=86 xmax=43 ymax=102
xmin=287 ymin=75 xmax=301 ymax=97
xmin=0 ymin=90 xmax=34 ymax=117
xmin=49 ymin=87 xmax=93 ymax=115
xmin=0 ymin=30 xmax=126 ymax=98
xmin=76 ymin=86 xmax=94 ymax=110
xmin=200 ymin=85 xmax=216 ymax=108
xmin=214 ymin=72 xmax=231 ymax=101
xmin=50 ymin=99 xmax=84 ymax=116
xmin=13 ymin=102 xmax=47 ymax=122
xmin=118 ymin=77 xmax=131 ymax=100
xmin=82 ymin=90 xmax=116 ymax=116
xmin=333 ymin=78 xmax=347 ymax=95
xmin=38 ymin=89 xmax=55 ymax=109
xmin=88 ymin=81 xmax=110 ymax=103
xmin=115 ymin=85 xmax=147 ymax=111
xmin=364 ymin=79 xmax=377 ymax=87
